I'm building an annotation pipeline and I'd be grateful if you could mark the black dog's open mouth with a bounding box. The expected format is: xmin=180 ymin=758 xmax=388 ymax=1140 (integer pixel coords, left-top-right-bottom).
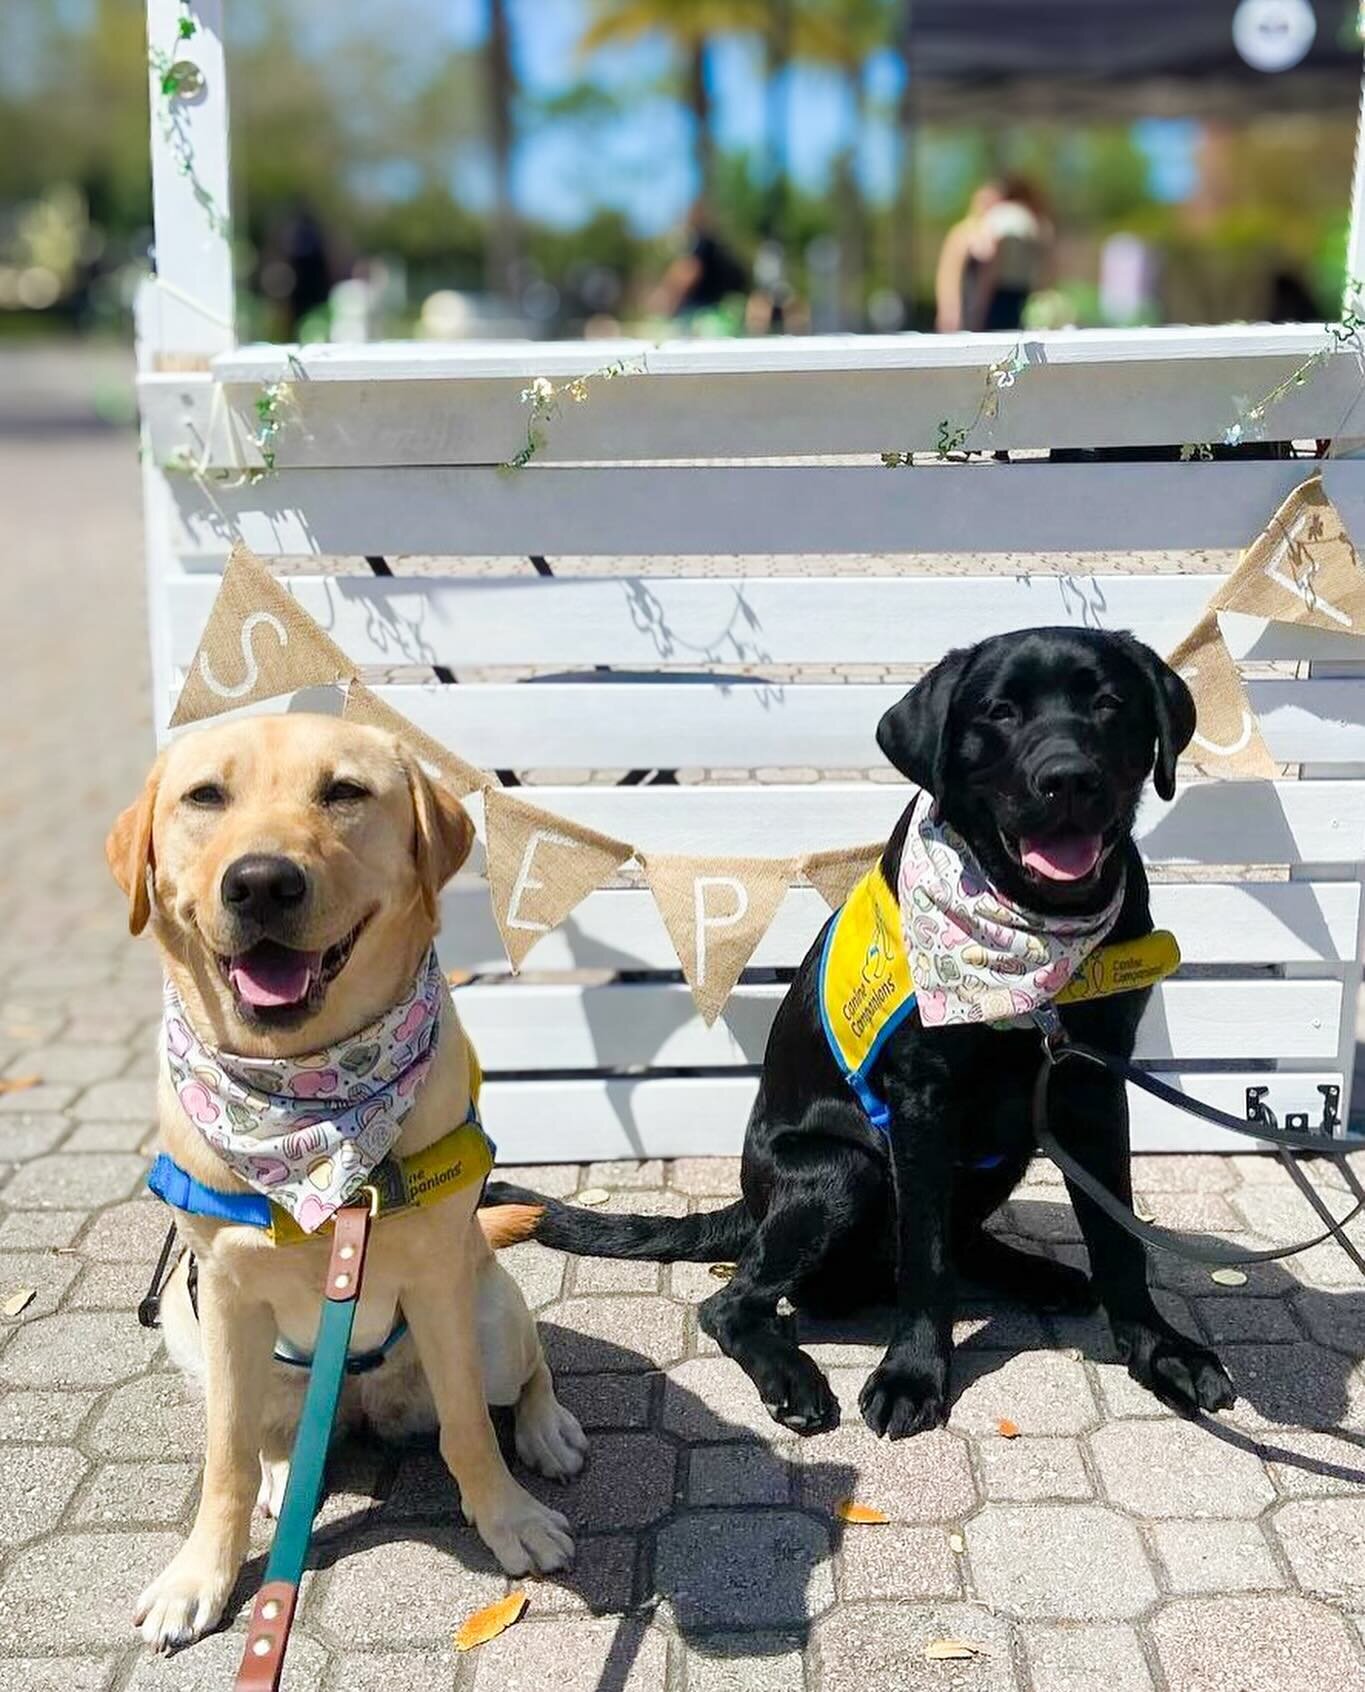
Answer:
xmin=218 ymin=912 xmax=373 ymax=1015
xmin=1003 ymin=828 xmax=1115 ymax=886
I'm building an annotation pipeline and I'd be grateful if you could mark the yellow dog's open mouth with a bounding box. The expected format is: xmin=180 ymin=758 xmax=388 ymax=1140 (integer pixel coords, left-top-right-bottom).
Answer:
xmin=218 ymin=912 xmax=372 ymax=1013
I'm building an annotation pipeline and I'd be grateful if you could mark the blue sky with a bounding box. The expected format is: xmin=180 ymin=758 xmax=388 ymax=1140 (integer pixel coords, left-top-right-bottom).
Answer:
xmin=441 ymin=0 xmax=1200 ymax=234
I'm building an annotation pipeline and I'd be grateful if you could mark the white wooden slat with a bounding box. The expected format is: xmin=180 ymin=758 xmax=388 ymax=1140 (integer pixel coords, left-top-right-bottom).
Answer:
xmin=164 ymin=460 xmax=1365 ymax=560
xmin=480 ymin=1072 xmax=1345 ymax=1161
xmin=465 ymin=780 xmax=1365 ymax=866
xmin=140 ymin=339 xmax=1365 ymax=465
xmin=437 ymin=880 xmax=1361 ymax=974
xmin=373 ymin=677 xmax=1365 ymax=771
xmin=455 ymin=979 xmax=1342 ymax=1071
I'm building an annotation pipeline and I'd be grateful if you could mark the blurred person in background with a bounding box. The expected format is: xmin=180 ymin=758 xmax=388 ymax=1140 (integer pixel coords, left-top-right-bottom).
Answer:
xmin=935 ymin=176 xmax=1054 ymax=332
xmin=257 ymin=199 xmax=347 ymax=340
xmin=649 ymin=201 xmax=750 ymax=331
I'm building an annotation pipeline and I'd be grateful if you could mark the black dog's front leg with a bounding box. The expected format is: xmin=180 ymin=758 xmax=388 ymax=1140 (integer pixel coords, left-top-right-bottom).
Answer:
xmin=1051 ymin=1062 xmax=1235 ymax=1416
xmin=859 ymin=1066 xmax=957 ymax=1440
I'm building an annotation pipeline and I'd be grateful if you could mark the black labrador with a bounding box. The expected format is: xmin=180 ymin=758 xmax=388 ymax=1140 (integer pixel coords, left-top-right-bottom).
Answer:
xmin=488 ymin=627 xmax=1237 ymax=1439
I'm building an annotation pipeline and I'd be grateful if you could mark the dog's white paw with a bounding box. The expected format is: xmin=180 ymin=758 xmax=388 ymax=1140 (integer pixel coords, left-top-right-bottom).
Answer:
xmin=133 ymin=1550 xmax=235 ymax=1653
xmin=256 ymin=1454 xmax=290 ymax=1519
xmin=515 ymin=1392 xmax=588 ymax=1482
xmin=474 ymin=1485 xmax=575 ymax=1576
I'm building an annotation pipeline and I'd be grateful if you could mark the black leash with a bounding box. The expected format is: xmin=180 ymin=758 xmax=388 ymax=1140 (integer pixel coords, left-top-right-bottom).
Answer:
xmin=138 ymin=1221 xmax=181 ymax=1328
xmin=1033 ymin=1032 xmax=1365 ymax=1270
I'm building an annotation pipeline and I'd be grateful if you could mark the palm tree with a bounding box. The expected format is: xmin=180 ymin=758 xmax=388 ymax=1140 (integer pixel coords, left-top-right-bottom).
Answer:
xmin=485 ymin=0 xmax=519 ymax=298
xmin=582 ymin=1 xmax=758 ymax=206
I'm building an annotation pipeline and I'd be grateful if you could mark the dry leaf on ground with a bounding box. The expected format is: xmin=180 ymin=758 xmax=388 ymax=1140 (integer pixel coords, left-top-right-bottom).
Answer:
xmin=3 ymin=1288 xmax=35 ymax=1317
xmin=453 ymin=1591 xmax=528 ymax=1652
xmin=924 ymin=1638 xmax=988 ymax=1661
xmin=834 ymin=1499 xmax=890 ymax=1524
xmin=708 ymin=1262 xmax=737 ymax=1281
xmin=996 ymin=1417 xmax=1021 ymax=1439
xmin=0 ymin=1076 xmax=39 ymax=1095
xmin=576 ymin=1188 xmax=611 ymax=1206
xmin=1210 ymin=1267 xmax=1248 ymax=1287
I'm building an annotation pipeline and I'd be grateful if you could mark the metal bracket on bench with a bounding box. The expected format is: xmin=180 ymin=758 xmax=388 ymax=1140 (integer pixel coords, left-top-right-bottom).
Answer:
xmin=1246 ymin=1083 xmax=1341 ymax=1138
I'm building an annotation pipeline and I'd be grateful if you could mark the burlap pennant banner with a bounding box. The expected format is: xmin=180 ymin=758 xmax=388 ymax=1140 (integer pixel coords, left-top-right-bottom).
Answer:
xmin=342 ymin=681 xmax=489 ymax=799
xmin=803 ymin=842 xmax=884 ymax=911
xmin=171 ymin=542 xmax=355 ymax=726
xmin=485 ymin=789 xmax=634 ymax=970
xmin=644 ymin=853 xmax=798 ymax=1026
xmin=1167 ymin=612 xmax=1278 ymax=779
xmin=1215 ymin=473 xmax=1365 ymax=635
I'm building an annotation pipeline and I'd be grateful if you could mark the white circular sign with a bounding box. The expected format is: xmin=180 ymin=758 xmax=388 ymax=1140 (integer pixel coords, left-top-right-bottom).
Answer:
xmin=1232 ymin=0 xmax=1317 ymax=72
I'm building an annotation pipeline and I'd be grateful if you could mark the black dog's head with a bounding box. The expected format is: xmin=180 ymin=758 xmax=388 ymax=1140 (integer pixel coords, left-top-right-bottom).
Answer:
xmin=877 ymin=627 xmax=1194 ymax=913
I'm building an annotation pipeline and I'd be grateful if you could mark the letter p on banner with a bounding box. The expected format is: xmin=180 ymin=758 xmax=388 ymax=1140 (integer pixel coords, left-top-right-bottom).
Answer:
xmin=645 ymin=854 xmax=797 ymax=1025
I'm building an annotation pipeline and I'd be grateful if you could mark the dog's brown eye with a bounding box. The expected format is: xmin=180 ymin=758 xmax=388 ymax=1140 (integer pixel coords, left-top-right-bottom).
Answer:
xmin=184 ymin=783 xmax=226 ymax=808
xmin=986 ymin=700 xmax=1019 ymax=725
xmin=322 ymin=779 xmax=370 ymax=805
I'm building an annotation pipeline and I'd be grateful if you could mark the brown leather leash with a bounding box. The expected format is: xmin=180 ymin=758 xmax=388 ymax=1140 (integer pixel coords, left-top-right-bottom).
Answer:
xmin=234 ymin=1195 xmax=375 ymax=1692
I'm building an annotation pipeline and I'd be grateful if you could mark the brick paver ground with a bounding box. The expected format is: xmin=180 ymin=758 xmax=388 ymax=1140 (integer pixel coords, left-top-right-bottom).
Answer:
xmin=4 ymin=359 xmax=1365 ymax=1690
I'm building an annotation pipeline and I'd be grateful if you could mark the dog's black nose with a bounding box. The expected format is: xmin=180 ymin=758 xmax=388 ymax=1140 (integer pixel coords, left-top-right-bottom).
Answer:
xmin=220 ymin=854 xmax=307 ymax=917
xmin=1036 ymin=758 xmax=1102 ymax=808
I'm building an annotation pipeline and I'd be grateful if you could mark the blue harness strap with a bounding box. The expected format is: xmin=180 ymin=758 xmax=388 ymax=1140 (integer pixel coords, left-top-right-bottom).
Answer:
xmin=147 ymin=1154 xmax=273 ymax=1228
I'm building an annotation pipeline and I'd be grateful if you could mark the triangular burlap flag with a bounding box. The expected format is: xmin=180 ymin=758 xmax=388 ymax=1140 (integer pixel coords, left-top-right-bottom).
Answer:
xmin=803 ymin=842 xmax=884 ymax=911
xmin=1214 ymin=473 xmax=1365 ymax=635
xmin=644 ymin=853 xmax=797 ymax=1026
xmin=170 ymin=542 xmax=356 ymax=725
xmin=1167 ymin=612 xmax=1277 ymax=779
xmin=342 ymin=682 xmax=489 ymax=799
xmin=485 ymin=788 xmax=634 ymax=970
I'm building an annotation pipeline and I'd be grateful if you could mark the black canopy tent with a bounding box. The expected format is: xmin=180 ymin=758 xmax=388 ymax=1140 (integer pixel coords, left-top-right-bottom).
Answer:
xmin=903 ymin=0 xmax=1363 ymax=121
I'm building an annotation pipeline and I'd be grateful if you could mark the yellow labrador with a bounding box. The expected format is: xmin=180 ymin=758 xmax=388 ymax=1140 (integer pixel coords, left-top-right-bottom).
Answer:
xmin=107 ymin=714 xmax=585 ymax=1652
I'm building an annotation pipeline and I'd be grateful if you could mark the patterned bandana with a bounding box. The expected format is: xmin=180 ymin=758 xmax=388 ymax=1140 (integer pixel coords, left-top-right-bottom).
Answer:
xmin=897 ymin=791 xmax=1124 ymax=1029
xmin=163 ymin=948 xmax=446 ymax=1233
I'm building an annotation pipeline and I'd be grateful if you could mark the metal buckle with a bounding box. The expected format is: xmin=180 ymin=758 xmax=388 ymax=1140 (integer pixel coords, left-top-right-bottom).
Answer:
xmin=359 ymin=1183 xmax=381 ymax=1220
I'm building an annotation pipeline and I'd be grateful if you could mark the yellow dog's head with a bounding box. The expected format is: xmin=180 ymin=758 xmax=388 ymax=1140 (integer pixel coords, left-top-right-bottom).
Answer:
xmin=106 ymin=714 xmax=473 ymax=1055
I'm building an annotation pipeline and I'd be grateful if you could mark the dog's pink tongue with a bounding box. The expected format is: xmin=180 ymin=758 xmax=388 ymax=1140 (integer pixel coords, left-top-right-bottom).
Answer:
xmin=229 ymin=946 xmax=319 ymax=1008
xmin=1020 ymin=833 xmax=1103 ymax=882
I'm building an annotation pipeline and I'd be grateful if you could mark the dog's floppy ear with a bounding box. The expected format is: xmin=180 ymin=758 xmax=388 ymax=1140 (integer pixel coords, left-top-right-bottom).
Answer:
xmin=402 ymin=752 xmax=476 ymax=923
xmin=876 ymin=647 xmax=971 ymax=795
xmin=1117 ymin=634 xmax=1195 ymax=802
xmin=105 ymin=757 xmax=164 ymax=936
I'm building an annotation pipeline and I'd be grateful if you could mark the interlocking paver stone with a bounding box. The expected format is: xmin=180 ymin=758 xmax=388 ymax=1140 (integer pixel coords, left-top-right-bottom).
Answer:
xmin=0 ymin=1529 xmax=180 ymax=1650
xmin=967 ymin=1503 xmax=1158 ymax=1619
xmin=977 ymin=1434 xmax=1092 ymax=1501
xmin=540 ymin=1296 xmax=687 ymax=1371
xmin=796 ymin=1403 xmax=977 ymax=1524
xmin=685 ymin=1636 xmax=805 ymax=1692
xmin=312 ymin=1530 xmax=505 ymax=1647
xmin=1090 ymin=1419 xmax=1276 ymax=1517
xmin=1023 ymin=1623 xmax=1155 ymax=1692
xmin=469 ymin=1617 xmax=667 ymax=1692
xmin=1273 ymin=1497 xmax=1365 ymax=1604
xmin=0 ymin=1387 xmax=96 ymax=1441
xmin=1151 ymin=1594 xmax=1362 ymax=1692
xmin=0 ymin=1311 xmax=159 ymax=1387
xmin=0 ymin=1445 xmax=85 ymax=1542
xmin=0 ymin=1208 xmax=85 ymax=1248
xmin=813 ymin=1601 xmax=1020 ymax=1692
xmin=689 ymin=1440 xmax=793 ymax=1505
xmin=837 ymin=1523 xmax=961 ymax=1601
xmin=0 ymin=1115 xmax=72 ymax=1161
xmin=71 ymin=1460 xmax=197 ymax=1526
xmin=0 ymin=1248 xmax=83 ymax=1318
xmin=326 ymin=1649 xmax=460 ymax=1692
xmin=69 ymin=1078 xmax=155 ymax=1121
xmin=86 ymin=1375 xmax=202 ymax=1461
xmin=2 ymin=1153 xmax=145 ymax=1210
xmin=122 ymin=1628 xmax=328 ymax=1690
xmin=0 ymin=1660 xmax=118 ymax=1692
xmin=950 ymin=1350 xmax=1099 ymax=1435
xmin=1152 ymin=1518 xmax=1282 ymax=1593
xmin=656 ymin=1509 xmax=834 ymax=1629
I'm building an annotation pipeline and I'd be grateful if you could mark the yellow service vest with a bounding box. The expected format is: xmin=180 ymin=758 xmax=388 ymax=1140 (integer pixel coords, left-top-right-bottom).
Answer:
xmin=818 ymin=867 xmax=1180 ymax=1133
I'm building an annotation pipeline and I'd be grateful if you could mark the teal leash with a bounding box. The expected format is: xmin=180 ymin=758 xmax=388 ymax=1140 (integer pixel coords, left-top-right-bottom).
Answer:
xmin=235 ymin=1198 xmax=374 ymax=1692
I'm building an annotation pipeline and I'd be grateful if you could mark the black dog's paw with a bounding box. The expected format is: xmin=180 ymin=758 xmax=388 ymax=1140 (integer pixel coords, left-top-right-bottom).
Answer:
xmin=859 ymin=1359 xmax=949 ymax=1440
xmin=754 ymin=1351 xmax=840 ymax=1436
xmin=1120 ymin=1327 xmax=1236 ymax=1416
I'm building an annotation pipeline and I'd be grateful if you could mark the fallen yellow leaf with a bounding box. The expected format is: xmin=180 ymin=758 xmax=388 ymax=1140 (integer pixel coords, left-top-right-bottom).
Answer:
xmin=576 ymin=1187 xmax=611 ymax=1206
xmin=453 ymin=1591 xmax=528 ymax=1652
xmin=708 ymin=1262 xmax=737 ymax=1281
xmin=1210 ymin=1267 xmax=1248 ymax=1287
xmin=834 ymin=1499 xmax=890 ymax=1524
xmin=0 ymin=1076 xmax=39 ymax=1095
xmin=996 ymin=1417 xmax=1021 ymax=1439
xmin=3 ymin=1288 xmax=35 ymax=1318
xmin=924 ymin=1638 xmax=988 ymax=1661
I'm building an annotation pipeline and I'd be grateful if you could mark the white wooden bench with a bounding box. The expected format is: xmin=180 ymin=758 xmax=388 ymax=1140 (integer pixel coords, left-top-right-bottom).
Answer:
xmin=136 ymin=1 xmax=1365 ymax=1160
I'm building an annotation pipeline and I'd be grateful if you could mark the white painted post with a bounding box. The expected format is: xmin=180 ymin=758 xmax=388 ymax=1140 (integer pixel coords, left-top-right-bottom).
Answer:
xmin=144 ymin=0 xmax=235 ymax=361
